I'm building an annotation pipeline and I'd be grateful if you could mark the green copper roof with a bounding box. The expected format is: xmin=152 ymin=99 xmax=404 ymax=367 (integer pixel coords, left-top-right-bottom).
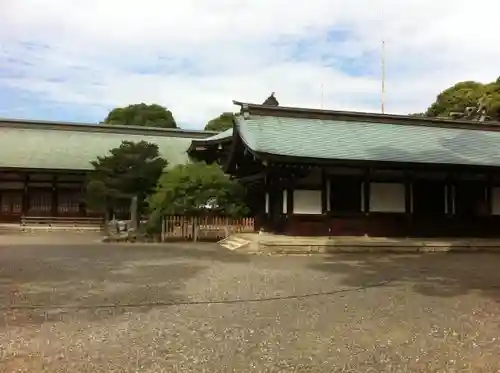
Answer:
xmin=202 ymin=128 xmax=233 ymax=141
xmin=237 ymin=115 xmax=500 ymax=167
xmin=0 ymin=126 xmax=206 ymax=170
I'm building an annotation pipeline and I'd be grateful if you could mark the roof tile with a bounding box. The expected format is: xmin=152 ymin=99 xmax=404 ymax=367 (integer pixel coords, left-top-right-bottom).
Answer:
xmin=0 ymin=127 xmax=195 ymax=170
xmin=237 ymin=115 xmax=500 ymax=167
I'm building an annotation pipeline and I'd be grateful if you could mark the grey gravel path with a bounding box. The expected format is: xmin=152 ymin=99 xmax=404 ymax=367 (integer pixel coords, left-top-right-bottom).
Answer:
xmin=1 ymin=244 xmax=500 ymax=372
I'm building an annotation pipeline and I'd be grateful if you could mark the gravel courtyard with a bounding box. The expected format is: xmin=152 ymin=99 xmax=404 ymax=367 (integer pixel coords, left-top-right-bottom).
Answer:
xmin=1 ymin=243 xmax=500 ymax=372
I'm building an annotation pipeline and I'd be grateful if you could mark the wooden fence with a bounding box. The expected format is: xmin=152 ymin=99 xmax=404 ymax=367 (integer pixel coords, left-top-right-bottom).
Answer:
xmin=161 ymin=216 xmax=255 ymax=242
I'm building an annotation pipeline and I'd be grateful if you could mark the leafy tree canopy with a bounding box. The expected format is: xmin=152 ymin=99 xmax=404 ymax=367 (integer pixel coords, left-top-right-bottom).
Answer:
xmin=204 ymin=112 xmax=234 ymax=132
xmin=104 ymin=103 xmax=177 ymax=128
xmin=87 ymin=141 xmax=167 ymax=218
xmin=425 ymin=78 xmax=500 ymax=120
xmin=149 ymin=162 xmax=248 ymax=219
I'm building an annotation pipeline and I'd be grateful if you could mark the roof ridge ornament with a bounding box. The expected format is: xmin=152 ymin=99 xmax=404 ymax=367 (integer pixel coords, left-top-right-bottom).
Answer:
xmin=262 ymin=92 xmax=279 ymax=106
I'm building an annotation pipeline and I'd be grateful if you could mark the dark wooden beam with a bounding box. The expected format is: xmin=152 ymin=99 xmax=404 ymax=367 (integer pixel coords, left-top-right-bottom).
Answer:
xmin=251 ymin=152 xmax=500 ymax=174
xmin=234 ymin=172 xmax=266 ymax=184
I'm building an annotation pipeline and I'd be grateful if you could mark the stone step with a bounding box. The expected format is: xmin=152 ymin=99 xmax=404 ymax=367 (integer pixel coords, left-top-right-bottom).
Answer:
xmin=256 ymin=234 xmax=500 ymax=245
xmin=218 ymin=236 xmax=251 ymax=251
xmin=225 ymin=233 xmax=500 ymax=254
xmin=261 ymin=239 xmax=500 ymax=248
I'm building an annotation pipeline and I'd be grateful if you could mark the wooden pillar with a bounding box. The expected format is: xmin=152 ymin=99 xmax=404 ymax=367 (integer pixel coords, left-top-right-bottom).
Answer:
xmin=80 ymin=179 xmax=88 ymax=217
xmin=363 ymin=169 xmax=370 ymax=214
xmin=451 ymin=183 xmax=456 ymax=215
xmin=287 ymin=187 xmax=293 ymax=216
xmin=264 ymin=170 xmax=279 ymax=232
xmin=446 ymin=179 xmax=455 ymax=216
xmin=404 ymin=171 xmax=413 ymax=237
xmin=362 ymin=169 xmax=371 ymax=236
xmin=445 ymin=173 xmax=451 ymax=215
xmin=264 ymin=174 xmax=270 ymax=215
xmin=274 ymin=180 xmax=284 ymax=233
xmin=22 ymin=174 xmax=29 ymax=216
xmin=326 ymin=178 xmax=331 ymax=212
xmin=51 ymin=175 xmax=58 ymax=216
xmin=281 ymin=181 xmax=294 ymax=235
xmin=486 ymin=174 xmax=493 ymax=216
xmin=404 ymin=172 xmax=412 ymax=215
xmin=444 ymin=173 xmax=455 ymax=237
xmin=321 ymin=169 xmax=328 ymax=214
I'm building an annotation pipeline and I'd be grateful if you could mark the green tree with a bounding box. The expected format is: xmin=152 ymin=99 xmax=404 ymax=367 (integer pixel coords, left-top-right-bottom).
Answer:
xmin=87 ymin=141 xmax=168 ymax=223
xmin=104 ymin=103 xmax=177 ymax=128
xmin=148 ymin=163 xmax=248 ymax=230
xmin=425 ymin=79 xmax=500 ymax=120
xmin=204 ymin=112 xmax=234 ymax=132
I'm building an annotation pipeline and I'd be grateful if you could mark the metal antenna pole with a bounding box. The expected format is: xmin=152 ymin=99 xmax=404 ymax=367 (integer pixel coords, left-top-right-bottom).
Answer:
xmin=381 ymin=40 xmax=386 ymax=114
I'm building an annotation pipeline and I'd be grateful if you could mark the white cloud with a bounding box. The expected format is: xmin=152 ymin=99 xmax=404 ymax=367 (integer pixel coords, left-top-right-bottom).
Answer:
xmin=0 ymin=0 xmax=499 ymax=128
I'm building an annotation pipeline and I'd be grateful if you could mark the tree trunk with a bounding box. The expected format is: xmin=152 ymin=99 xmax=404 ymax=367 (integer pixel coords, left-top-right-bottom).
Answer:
xmin=103 ymin=209 xmax=110 ymax=235
xmin=130 ymin=196 xmax=139 ymax=232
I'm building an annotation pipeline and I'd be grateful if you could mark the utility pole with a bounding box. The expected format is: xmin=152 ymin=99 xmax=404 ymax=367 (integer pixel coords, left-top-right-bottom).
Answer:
xmin=381 ymin=40 xmax=386 ymax=114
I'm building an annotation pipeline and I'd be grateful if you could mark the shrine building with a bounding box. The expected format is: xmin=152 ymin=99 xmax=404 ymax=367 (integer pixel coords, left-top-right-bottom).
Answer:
xmin=0 ymin=118 xmax=214 ymax=223
xmin=189 ymin=100 xmax=500 ymax=238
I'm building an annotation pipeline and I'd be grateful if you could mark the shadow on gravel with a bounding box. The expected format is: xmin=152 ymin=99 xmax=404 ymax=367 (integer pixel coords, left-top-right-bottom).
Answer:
xmin=0 ymin=242 xmax=249 ymax=263
xmin=0 ymin=243 xmax=244 ymax=325
xmin=310 ymin=253 xmax=500 ymax=302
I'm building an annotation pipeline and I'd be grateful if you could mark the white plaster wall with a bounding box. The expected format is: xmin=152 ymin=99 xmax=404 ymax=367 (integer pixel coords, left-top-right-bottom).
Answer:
xmin=370 ymin=182 xmax=405 ymax=213
xmin=293 ymin=189 xmax=322 ymax=215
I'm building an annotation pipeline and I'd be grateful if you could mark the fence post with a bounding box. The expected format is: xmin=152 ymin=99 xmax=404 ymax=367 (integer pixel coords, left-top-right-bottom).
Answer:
xmin=193 ymin=216 xmax=198 ymax=242
xmin=161 ymin=216 xmax=166 ymax=242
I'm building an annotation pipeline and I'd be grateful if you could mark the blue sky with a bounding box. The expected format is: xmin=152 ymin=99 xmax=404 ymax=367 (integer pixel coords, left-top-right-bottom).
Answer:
xmin=0 ymin=0 xmax=499 ymax=129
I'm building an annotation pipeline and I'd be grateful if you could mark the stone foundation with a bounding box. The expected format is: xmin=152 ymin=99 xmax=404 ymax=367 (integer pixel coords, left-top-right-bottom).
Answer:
xmin=228 ymin=233 xmax=500 ymax=254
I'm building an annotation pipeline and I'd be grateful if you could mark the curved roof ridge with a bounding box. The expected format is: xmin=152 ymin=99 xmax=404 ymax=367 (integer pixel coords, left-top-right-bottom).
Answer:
xmin=0 ymin=117 xmax=217 ymax=138
xmin=232 ymin=100 xmax=500 ymax=132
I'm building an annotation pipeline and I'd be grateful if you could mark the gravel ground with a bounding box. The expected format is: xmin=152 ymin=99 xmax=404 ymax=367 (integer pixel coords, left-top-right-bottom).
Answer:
xmin=1 ymin=243 xmax=500 ymax=372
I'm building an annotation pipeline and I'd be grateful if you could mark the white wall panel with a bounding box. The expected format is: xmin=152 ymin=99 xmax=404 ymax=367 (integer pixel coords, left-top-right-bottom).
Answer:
xmin=370 ymin=182 xmax=405 ymax=213
xmin=293 ymin=189 xmax=322 ymax=215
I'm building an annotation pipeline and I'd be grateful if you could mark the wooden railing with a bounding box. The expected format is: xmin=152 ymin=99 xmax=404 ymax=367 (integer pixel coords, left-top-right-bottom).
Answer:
xmin=21 ymin=216 xmax=104 ymax=228
xmin=161 ymin=216 xmax=255 ymax=241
